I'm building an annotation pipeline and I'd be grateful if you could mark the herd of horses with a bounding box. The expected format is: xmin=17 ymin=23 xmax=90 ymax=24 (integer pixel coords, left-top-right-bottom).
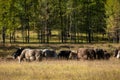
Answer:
xmin=12 ymin=47 xmax=120 ymax=63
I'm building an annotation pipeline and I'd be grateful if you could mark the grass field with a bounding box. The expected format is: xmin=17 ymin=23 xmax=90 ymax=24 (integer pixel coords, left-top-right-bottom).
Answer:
xmin=0 ymin=43 xmax=120 ymax=80
xmin=0 ymin=59 xmax=120 ymax=80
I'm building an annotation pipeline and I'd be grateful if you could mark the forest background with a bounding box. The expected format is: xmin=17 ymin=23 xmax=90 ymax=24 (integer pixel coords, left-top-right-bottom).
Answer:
xmin=0 ymin=0 xmax=120 ymax=44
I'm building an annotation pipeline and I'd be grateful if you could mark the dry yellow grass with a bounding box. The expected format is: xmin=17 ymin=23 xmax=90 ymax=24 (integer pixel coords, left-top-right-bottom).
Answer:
xmin=0 ymin=59 xmax=120 ymax=80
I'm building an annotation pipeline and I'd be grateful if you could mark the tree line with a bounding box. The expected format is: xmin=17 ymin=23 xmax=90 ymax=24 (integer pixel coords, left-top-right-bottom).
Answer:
xmin=0 ymin=0 xmax=120 ymax=44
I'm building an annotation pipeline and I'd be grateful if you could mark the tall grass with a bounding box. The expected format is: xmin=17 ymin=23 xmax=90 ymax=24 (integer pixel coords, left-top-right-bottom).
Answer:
xmin=0 ymin=59 xmax=120 ymax=80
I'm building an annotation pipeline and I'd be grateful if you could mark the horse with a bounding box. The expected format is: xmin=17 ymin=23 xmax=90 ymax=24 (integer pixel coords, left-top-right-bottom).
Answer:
xmin=57 ymin=50 xmax=71 ymax=60
xmin=12 ymin=47 xmax=25 ymax=59
xmin=77 ymin=48 xmax=96 ymax=60
xmin=42 ymin=49 xmax=57 ymax=59
xmin=17 ymin=49 xmax=43 ymax=63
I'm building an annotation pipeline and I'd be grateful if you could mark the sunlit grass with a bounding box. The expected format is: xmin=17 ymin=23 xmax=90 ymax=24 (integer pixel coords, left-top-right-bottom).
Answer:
xmin=0 ymin=59 xmax=120 ymax=80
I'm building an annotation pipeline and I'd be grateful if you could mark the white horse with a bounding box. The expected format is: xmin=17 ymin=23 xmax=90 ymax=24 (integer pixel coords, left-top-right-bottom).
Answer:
xmin=18 ymin=49 xmax=43 ymax=63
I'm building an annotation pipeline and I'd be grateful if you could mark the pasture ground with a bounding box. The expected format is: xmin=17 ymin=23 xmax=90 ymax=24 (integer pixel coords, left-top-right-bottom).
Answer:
xmin=0 ymin=43 xmax=120 ymax=80
xmin=0 ymin=59 xmax=120 ymax=80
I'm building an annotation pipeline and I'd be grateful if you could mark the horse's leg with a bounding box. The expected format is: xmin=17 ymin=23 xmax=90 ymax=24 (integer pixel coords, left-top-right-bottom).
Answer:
xmin=36 ymin=56 xmax=42 ymax=61
xmin=18 ymin=56 xmax=22 ymax=63
xmin=18 ymin=57 xmax=20 ymax=63
xmin=117 ymin=53 xmax=120 ymax=59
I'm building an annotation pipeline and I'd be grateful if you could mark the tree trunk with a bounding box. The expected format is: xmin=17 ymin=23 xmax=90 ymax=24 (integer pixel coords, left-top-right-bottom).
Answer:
xmin=9 ymin=32 xmax=13 ymax=43
xmin=27 ymin=21 xmax=30 ymax=43
xmin=88 ymin=30 xmax=91 ymax=43
xmin=59 ymin=0 xmax=64 ymax=43
xmin=13 ymin=27 xmax=16 ymax=43
xmin=2 ymin=26 xmax=6 ymax=44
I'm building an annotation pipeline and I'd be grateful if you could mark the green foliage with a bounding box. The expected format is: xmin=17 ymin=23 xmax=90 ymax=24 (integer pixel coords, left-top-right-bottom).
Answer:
xmin=106 ymin=0 xmax=120 ymax=31
xmin=0 ymin=0 xmax=120 ymax=43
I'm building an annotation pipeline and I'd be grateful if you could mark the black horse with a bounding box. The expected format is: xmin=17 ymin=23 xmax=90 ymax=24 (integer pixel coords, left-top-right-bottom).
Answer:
xmin=12 ymin=47 xmax=24 ymax=59
xmin=57 ymin=50 xmax=71 ymax=60
xmin=95 ymin=48 xmax=104 ymax=59
xmin=42 ymin=49 xmax=57 ymax=59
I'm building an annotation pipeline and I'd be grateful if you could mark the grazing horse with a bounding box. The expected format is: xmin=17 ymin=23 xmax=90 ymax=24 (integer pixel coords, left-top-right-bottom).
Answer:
xmin=95 ymin=48 xmax=104 ymax=59
xmin=12 ymin=47 xmax=24 ymax=59
xmin=42 ymin=49 xmax=57 ymax=59
xmin=18 ymin=49 xmax=43 ymax=63
xmin=77 ymin=48 xmax=89 ymax=60
xmin=57 ymin=50 xmax=71 ymax=60
xmin=77 ymin=48 xmax=96 ymax=60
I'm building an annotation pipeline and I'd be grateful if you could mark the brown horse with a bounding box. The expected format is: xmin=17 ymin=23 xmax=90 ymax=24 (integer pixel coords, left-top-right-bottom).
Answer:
xmin=77 ymin=48 xmax=96 ymax=60
xmin=18 ymin=49 xmax=43 ymax=63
